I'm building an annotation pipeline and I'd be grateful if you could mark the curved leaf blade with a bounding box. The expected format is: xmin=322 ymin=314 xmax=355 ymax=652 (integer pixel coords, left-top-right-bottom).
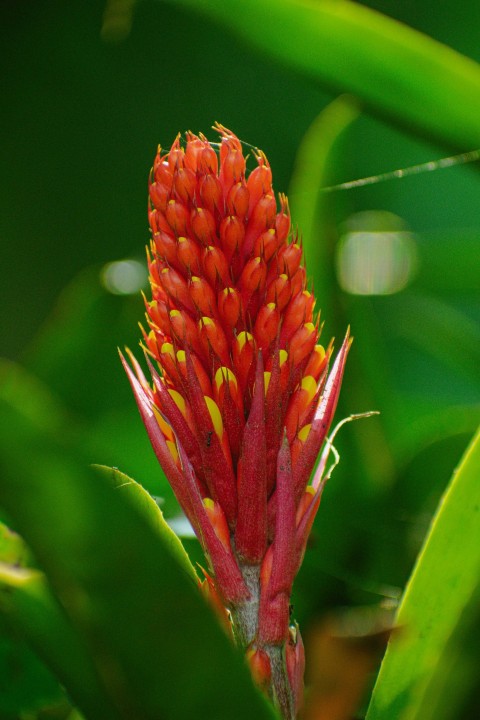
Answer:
xmin=366 ymin=426 xmax=480 ymax=720
xmin=0 ymin=563 xmax=120 ymax=720
xmin=164 ymin=0 xmax=480 ymax=150
xmin=0 ymin=386 xmax=275 ymax=720
xmin=93 ymin=464 xmax=197 ymax=583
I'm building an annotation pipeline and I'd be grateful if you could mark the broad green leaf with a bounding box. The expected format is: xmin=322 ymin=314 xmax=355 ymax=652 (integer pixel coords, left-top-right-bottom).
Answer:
xmin=163 ymin=0 xmax=480 ymax=150
xmin=93 ymin=464 xmax=197 ymax=583
xmin=366 ymin=426 xmax=480 ymax=720
xmin=0 ymin=631 xmax=64 ymax=718
xmin=0 ymin=564 xmax=119 ymax=720
xmin=0 ymin=379 xmax=276 ymax=720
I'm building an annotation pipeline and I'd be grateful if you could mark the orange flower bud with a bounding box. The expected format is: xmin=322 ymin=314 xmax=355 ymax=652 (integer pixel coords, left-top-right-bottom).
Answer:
xmin=226 ymin=180 xmax=249 ymax=218
xmin=199 ymin=172 xmax=223 ymax=214
xmin=176 ymin=349 xmax=212 ymax=398
xmin=214 ymin=366 xmax=243 ymax=416
xmin=247 ymin=155 xmax=272 ymax=215
xmin=281 ymin=290 xmax=315 ymax=343
xmin=289 ymin=322 xmax=318 ymax=367
xmin=149 ymin=207 xmax=172 ymax=235
xmin=153 ymin=156 xmax=172 ymax=186
xmin=253 ymin=303 xmax=280 ymax=353
xmin=202 ymin=245 xmax=230 ymax=288
xmin=198 ymin=143 xmax=218 ymax=175
xmin=253 ymin=228 xmax=279 ymax=263
xmin=149 ymin=181 xmax=171 ymax=212
xmin=246 ymin=647 xmax=272 ymax=692
xmin=269 ymin=241 xmax=302 ymax=281
xmin=284 ymin=376 xmax=317 ymax=441
xmin=246 ymin=193 xmax=277 ymax=240
xmin=224 ymin=147 xmax=245 ymax=185
xmin=203 ymin=497 xmax=231 ymax=551
xmin=232 ymin=331 xmax=256 ymax=392
xmin=219 ymin=139 xmax=245 ymax=195
xmin=146 ymin=299 xmax=169 ymax=333
xmin=191 ymin=206 xmax=217 ymax=245
xmin=238 ymin=256 xmax=267 ymax=295
xmin=169 ymin=309 xmax=203 ymax=358
xmin=165 ymin=198 xmax=189 ymax=236
xmin=304 ymin=344 xmax=327 ymax=381
xmin=275 ymin=193 xmax=291 ymax=243
xmin=183 ymin=133 xmax=204 ymax=172
xmin=159 ymin=267 xmax=195 ymax=313
xmin=198 ymin=316 xmax=230 ymax=366
xmin=166 ymin=135 xmax=185 ymax=171
xmin=152 ymin=231 xmax=178 ymax=266
xmin=173 ymin=166 xmax=196 ymax=204
xmin=189 ymin=276 xmax=216 ymax=317
xmin=176 ymin=236 xmax=201 ymax=275
xmin=290 ymin=266 xmax=306 ymax=296
xmin=219 ymin=215 xmax=245 ymax=261
xmin=159 ymin=341 xmax=181 ymax=385
xmin=218 ymin=287 xmax=243 ymax=331
xmin=266 ymin=273 xmax=292 ymax=311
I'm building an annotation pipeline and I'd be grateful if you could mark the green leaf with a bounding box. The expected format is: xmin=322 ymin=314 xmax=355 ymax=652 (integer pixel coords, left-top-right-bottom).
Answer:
xmin=0 ymin=376 xmax=276 ymax=720
xmin=163 ymin=0 xmax=480 ymax=150
xmin=366 ymin=425 xmax=480 ymax=720
xmin=0 ymin=630 xmax=64 ymax=718
xmin=0 ymin=564 xmax=119 ymax=720
xmin=92 ymin=464 xmax=197 ymax=583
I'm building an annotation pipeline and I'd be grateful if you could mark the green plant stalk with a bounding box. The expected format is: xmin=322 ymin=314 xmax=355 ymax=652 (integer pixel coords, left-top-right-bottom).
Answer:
xmin=366 ymin=425 xmax=480 ymax=719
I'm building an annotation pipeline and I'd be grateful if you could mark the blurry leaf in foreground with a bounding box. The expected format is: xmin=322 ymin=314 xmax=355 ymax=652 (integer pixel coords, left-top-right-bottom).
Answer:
xmin=93 ymin=464 xmax=197 ymax=582
xmin=366 ymin=425 xmax=480 ymax=720
xmin=0 ymin=563 xmax=118 ymax=719
xmin=0 ymin=629 xmax=65 ymax=718
xmin=0 ymin=385 xmax=275 ymax=720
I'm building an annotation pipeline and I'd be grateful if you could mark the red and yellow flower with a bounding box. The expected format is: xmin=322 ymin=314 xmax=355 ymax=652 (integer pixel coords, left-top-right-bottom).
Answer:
xmin=122 ymin=124 xmax=350 ymax=719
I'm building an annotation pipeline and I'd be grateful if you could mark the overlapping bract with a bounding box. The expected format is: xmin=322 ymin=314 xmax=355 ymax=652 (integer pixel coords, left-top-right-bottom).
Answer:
xmin=122 ymin=125 xmax=349 ymax=655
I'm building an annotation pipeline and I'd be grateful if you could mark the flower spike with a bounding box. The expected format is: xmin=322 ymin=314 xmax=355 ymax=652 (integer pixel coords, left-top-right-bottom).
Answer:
xmin=123 ymin=127 xmax=350 ymax=719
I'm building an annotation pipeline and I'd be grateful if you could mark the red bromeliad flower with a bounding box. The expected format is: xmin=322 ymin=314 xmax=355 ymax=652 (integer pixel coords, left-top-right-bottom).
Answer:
xmin=121 ymin=124 xmax=350 ymax=720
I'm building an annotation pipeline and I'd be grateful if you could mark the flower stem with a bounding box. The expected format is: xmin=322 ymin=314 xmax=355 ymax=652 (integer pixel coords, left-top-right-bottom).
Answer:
xmin=266 ymin=644 xmax=295 ymax=720
xmin=230 ymin=565 xmax=295 ymax=719
xmin=230 ymin=564 xmax=260 ymax=646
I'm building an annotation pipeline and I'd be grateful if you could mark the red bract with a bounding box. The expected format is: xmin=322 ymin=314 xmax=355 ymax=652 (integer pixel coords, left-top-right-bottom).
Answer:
xmin=122 ymin=124 xmax=350 ymax=720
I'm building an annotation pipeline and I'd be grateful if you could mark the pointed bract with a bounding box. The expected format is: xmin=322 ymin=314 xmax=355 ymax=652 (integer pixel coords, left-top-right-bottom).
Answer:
xmin=235 ymin=353 xmax=268 ymax=563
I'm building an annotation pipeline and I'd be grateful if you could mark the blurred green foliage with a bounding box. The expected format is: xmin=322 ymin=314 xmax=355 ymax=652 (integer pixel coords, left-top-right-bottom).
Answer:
xmin=1 ymin=0 xmax=479 ymax=718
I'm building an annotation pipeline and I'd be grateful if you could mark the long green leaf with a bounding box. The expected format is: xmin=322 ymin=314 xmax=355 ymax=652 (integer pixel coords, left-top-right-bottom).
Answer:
xmin=0 ymin=563 xmax=120 ymax=720
xmin=93 ymin=464 xmax=197 ymax=583
xmin=0 ymin=370 xmax=275 ymax=720
xmin=0 ymin=630 xmax=64 ymax=718
xmin=366 ymin=426 xmax=480 ymax=720
xmin=163 ymin=0 xmax=480 ymax=150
